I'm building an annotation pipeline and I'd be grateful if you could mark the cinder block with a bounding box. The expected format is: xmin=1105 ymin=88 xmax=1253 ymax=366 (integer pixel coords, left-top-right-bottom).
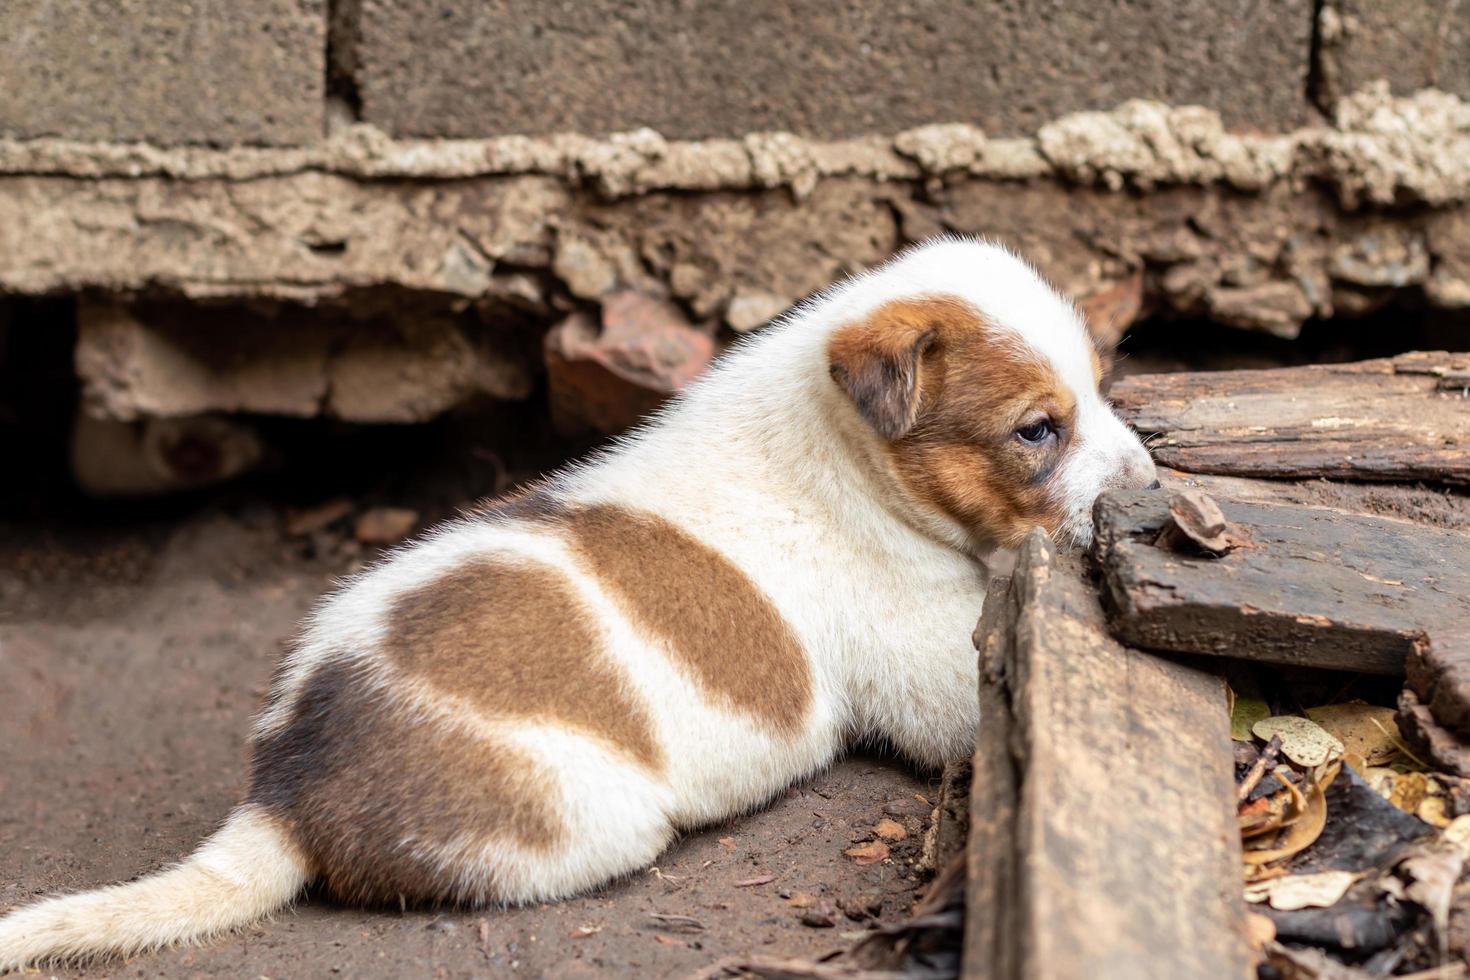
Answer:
xmin=0 ymin=0 xmax=325 ymax=146
xmin=1325 ymin=0 xmax=1470 ymax=102
xmin=351 ymin=0 xmax=1313 ymax=139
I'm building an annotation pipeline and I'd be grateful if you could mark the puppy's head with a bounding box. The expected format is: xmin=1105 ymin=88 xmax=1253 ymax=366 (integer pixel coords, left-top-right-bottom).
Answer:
xmin=826 ymin=239 xmax=1155 ymax=550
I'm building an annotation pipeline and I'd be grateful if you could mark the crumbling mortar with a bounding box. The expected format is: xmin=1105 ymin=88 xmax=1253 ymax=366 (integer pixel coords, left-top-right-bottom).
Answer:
xmin=7 ymin=86 xmax=1470 ymax=209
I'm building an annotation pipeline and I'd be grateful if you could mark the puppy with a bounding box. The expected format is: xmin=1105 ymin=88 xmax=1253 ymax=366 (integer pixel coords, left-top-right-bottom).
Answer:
xmin=0 ymin=237 xmax=1155 ymax=968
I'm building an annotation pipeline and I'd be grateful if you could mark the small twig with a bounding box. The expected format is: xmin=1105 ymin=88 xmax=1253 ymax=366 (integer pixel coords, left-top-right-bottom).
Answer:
xmin=650 ymin=913 xmax=706 ymax=932
xmin=1395 ymin=964 xmax=1468 ymax=980
xmin=1237 ymin=734 xmax=1283 ymax=804
xmin=1369 ymin=716 xmax=1433 ymax=769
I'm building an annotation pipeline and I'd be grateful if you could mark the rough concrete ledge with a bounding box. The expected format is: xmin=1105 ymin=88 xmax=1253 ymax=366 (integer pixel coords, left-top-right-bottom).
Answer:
xmin=8 ymin=85 xmax=1470 ymax=429
xmin=5 ymin=86 xmax=1470 ymax=207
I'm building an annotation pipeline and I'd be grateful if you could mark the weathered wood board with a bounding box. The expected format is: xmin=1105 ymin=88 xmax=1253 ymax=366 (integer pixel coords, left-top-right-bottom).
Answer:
xmin=1156 ymin=469 xmax=1470 ymax=533
xmin=1110 ymin=352 xmax=1470 ymax=485
xmin=1094 ymin=490 xmax=1470 ymax=675
xmin=964 ymin=531 xmax=1249 ymax=980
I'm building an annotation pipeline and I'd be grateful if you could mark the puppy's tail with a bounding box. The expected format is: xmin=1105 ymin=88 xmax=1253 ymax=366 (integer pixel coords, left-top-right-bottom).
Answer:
xmin=0 ymin=806 xmax=309 ymax=971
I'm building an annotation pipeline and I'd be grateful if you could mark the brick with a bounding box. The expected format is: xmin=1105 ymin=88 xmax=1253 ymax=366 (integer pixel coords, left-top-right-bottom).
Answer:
xmin=351 ymin=0 xmax=1313 ymax=140
xmin=0 ymin=0 xmax=325 ymax=146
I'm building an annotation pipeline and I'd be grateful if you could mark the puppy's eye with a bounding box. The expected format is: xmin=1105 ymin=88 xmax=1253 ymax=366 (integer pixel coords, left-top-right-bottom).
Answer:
xmin=1015 ymin=419 xmax=1054 ymax=445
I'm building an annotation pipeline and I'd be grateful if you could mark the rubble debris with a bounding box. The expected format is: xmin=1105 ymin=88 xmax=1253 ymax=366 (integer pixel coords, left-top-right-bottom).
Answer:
xmin=352 ymin=507 xmax=419 ymax=545
xmin=544 ymin=292 xmax=716 ymax=435
xmin=69 ymin=413 xmax=264 ymax=497
xmin=964 ymin=531 xmax=1250 ymax=979
xmin=842 ymin=842 xmax=890 ymax=866
xmin=1110 ymin=353 xmax=1470 ymax=485
xmin=284 ymin=497 xmax=354 ymax=537
xmin=75 ymin=301 xmax=535 ymax=425
xmin=1094 ymin=491 xmax=1470 ymax=675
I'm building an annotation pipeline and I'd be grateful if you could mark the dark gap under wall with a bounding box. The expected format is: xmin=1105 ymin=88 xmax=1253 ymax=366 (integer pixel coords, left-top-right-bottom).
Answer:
xmin=1113 ymin=302 xmax=1470 ymax=380
xmin=1 ymin=291 xmax=1466 ymax=522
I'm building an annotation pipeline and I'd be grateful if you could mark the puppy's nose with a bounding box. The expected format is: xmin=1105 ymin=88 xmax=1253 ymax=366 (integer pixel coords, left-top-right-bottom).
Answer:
xmin=1146 ymin=479 xmax=1161 ymax=490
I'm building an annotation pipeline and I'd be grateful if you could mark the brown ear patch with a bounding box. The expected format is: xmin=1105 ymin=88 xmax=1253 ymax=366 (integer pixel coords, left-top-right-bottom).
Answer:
xmin=248 ymin=659 xmax=565 ymax=906
xmin=827 ymin=298 xmax=972 ymax=440
xmin=383 ymin=559 xmax=663 ymax=771
xmin=563 ymin=504 xmax=812 ymax=735
xmin=885 ymin=309 xmax=1079 ymax=548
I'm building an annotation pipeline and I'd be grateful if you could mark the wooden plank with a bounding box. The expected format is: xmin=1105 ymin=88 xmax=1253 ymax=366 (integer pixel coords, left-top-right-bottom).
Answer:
xmin=1155 ymin=469 xmax=1470 ymax=533
xmin=1109 ymin=352 xmax=1470 ymax=485
xmin=963 ymin=531 xmax=1249 ymax=980
xmin=965 ymin=575 xmax=1021 ymax=980
xmin=1094 ymin=490 xmax=1470 ymax=675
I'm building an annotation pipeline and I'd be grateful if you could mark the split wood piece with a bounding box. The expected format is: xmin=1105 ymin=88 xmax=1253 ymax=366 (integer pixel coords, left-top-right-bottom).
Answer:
xmin=1398 ymin=628 xmax=1470 ymax=776
xmin=1094 ymin=490 xmax=1470 ymax=676
xmin=1109 ymin=352 xmax=1470 ymax=485
xmin=963 ymin=530 xmax=1249 ymax=980
xmin=918 ymin=760 xmax=972 ymax=874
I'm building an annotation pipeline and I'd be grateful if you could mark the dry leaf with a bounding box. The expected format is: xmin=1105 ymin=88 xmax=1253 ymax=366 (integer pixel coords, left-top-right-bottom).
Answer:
xmin=1419 ymin=795 xmax=1452 ymax=828
xmin=1399 ymin=846 xmax=1467 ymax=948
xmin=1249 ymin=870 xmax=1360 ymax=911
xmin=654 ymin=934 xmax=681 ymax=946
xmin=570 ymin=925 xmax=602 ymax=938
xmin=717 ymin=836 xmax=737 ymax=849
xmin=1444 ymin=814 xmax=1470 ymax=852
xmin=1239 ymin=793 xmax=1291 ymax=839
xmin=1390 ymin=771 xmax=1430 ymax=814
xmin=785 ymin=892 xmax=817 ymax=909
xmin=1243 ymin=762 xmax=1339 ymax=865
xmin=1253 ymin=716 xmax=1345 ymax=768
xmin=734 ymin=875 xmax=777 ymax=887
xmin=1363 ymin=766 xmax=1397 ymax=799
xmin=844 ymin=841 xmax=890 ymax=865
xmin=873 ymin=818 xmax=907 ymax=841
xmin=1232 ymin=695 xmax=1271 ymax=743
xmin=1305 ymin=703 xmax=1401 ymax=768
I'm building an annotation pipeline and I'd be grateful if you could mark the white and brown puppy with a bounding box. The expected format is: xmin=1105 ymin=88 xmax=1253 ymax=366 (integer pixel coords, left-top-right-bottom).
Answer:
xmin=0 ymin=237 xmax=1156 ymax=969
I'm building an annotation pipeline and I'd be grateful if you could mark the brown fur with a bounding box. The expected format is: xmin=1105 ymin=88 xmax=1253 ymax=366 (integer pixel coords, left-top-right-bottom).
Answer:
xmin=827 ymin=301 xmax=943 ymax=440
xmin=384 ymin=560 xmax=663 ymax=770
xmin=248 ymin=659 xmax=564 ymax=906
xmin=828 ymin=297 xmax=1076 ymax=547
xmin=563 ymin=504 xmax=813 ymax=735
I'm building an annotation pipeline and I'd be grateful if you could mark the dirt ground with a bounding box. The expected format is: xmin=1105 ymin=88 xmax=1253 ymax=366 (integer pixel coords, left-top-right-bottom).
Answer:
xmin=0 ymin=484 xmax=940 ymax=979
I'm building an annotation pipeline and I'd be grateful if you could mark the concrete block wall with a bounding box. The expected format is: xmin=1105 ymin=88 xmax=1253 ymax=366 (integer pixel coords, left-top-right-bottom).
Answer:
xmin=3 ymin=0 xmax=1470 ymax=482
xmin=7 ymin=0 xmax=1466 ymax=147
xmin=0 ymin=0 xmax=326 ymax=145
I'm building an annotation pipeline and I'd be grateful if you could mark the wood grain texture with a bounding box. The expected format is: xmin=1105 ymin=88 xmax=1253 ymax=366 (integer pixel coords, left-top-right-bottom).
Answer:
xmin=1155 ymin=469 xmax=1470 ymax=533
xmin=1095 ymin=490 xmax=1470 ymax=675
xmin=964 ymin=531 xmax=1250 ymax=980
xmin=1110 ymin=352 xmax=1470 ymax=485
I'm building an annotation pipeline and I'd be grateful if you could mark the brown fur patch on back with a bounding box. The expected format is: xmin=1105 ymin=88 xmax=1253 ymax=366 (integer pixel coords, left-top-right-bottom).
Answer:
xmin=832 ymin=297 xmax=1078 ymax=548
xmin=564 ymin=504 xmax=812 ymax=735
xmin=248 ymin=659 xmax=564 ymax=906
xmin=385 ymin=559 xmax=663 ymax=770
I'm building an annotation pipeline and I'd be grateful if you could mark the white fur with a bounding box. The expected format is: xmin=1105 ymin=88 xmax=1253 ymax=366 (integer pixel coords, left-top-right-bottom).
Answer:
xmin=0 ymin=237 xmax=1155 ymax=970
xmin=0 ymin=808 xmax=307 ymax=970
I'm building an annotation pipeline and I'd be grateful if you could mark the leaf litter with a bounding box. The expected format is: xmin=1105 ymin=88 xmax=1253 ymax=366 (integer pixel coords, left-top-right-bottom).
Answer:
xmin=1229 ymin=681 xmax=1470 ymax=977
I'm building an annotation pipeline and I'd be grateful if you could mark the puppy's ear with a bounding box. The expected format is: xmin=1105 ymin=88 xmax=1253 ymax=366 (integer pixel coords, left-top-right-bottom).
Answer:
xmin=827 ymin=308 xmax=938 ymax=441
